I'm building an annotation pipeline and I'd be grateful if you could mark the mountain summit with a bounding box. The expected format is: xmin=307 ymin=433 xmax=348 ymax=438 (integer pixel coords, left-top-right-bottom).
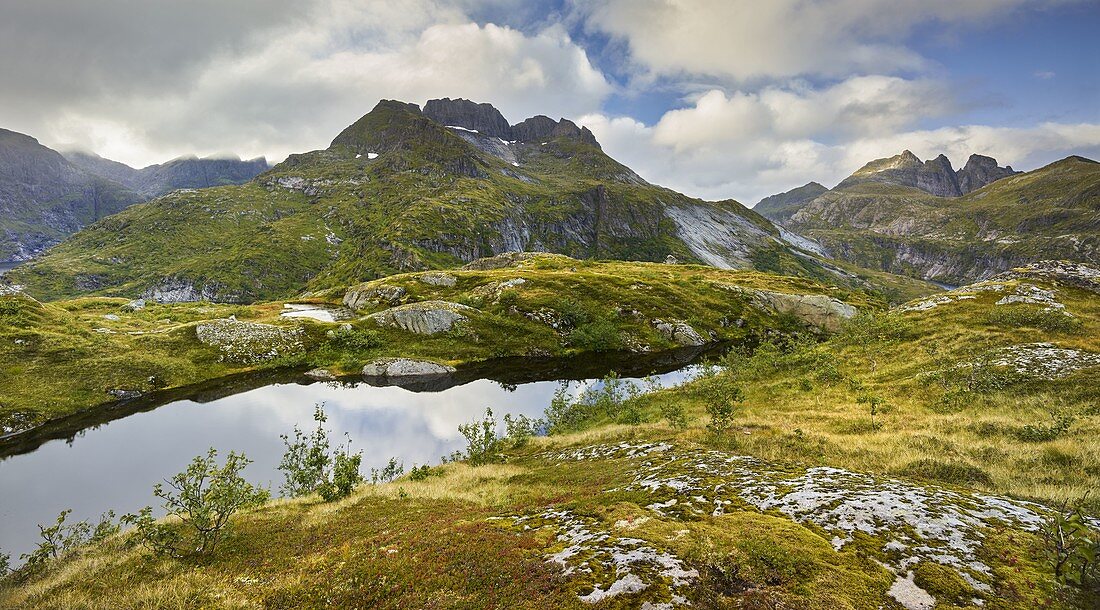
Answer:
xmin=836 ymin=150 xmax=1018 ymax=197
xmin=10 ymin=97 xmax=836 ymax=303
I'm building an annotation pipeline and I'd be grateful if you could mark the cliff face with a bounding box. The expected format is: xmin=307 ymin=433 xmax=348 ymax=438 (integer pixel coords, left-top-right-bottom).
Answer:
xmin=421 ymin=98 xmax=601 ymax=149
xmin=0 ymin=129 xmax=143 ymax=262
xmin=65 ymin=151 xmax=269 ymax=198
xmin=753 ymin=182 xmax=828 ymax=224
xmin=957 ymin=154 xmax=1019 ymax=194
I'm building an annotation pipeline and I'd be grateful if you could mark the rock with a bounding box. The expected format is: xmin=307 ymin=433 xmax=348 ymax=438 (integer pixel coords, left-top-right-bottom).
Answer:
xmin=471 ymin=278 xmax=526 ymax=299
xmin=365 ymin=300 xmax=474 ymax=335
xmin=107 ymin=388 xmax=142 ymax=400
xmin=103 ymin=313 xmax=121 ymax=321
xmin=417 ymin=272 xmax=457 ymax=287
xmin=305 ymin=368 xmax=337 ymax=380
xmin=750 ymin=289 xmax=857 ymax=332
xmin=652 ymin=319 xmax=706 ymax=346
xmin=462 ymin=251 xmax=562 ymax=271
xmin=956 ymin=154 xmax=1018 ymax=194
xmin=121 ymin=298 xmax=146 ymax=312
xmin=836 ymin=150 xmax=963 ymax=197
xmin=195 ymin=319 xmax=304 ymax=363
xmin=423 ymin=98 xmax=513 ymax=139
xmin=343 ymin=283 xmax=407 ymax=310
xmin=362 ymin=358 xmax=456 ymax=377
xmin=664 ymin=254 xmax=679 ymax=264
xmin=143 ymin=277 xmax=240 ymax=303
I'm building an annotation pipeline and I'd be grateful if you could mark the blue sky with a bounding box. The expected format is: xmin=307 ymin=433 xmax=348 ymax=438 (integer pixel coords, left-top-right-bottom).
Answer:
xmin=1 ymin=0 xmax=1097 ymax=203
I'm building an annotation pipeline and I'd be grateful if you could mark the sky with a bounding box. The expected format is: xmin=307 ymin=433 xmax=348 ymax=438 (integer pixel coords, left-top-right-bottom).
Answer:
xmin=1 ymin=0 xmax=1098 ymax=204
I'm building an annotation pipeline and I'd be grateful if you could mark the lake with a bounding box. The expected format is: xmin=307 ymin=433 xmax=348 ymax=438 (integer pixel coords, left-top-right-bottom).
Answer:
xmin=0 ymin=348 xmax=716 ymax=564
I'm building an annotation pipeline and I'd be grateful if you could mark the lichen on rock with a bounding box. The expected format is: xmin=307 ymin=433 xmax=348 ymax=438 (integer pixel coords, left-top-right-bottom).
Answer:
xmin=194 ymin=318 xmax=304 ymax=363
xmin=365 ymin=300 xmax=475 ymax=335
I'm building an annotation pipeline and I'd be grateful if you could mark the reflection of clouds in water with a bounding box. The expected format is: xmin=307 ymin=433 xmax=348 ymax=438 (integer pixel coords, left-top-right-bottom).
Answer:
xmin=0 ymin=366 xmax=697 ymax=563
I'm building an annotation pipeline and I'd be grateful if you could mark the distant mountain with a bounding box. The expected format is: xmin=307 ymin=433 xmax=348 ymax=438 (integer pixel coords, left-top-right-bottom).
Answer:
xmin=64 ymin=151 xmax=269 ymax=198
xmin=757 ymin=153 xmax=1099 ymax=284
xmin=753 ymin=182 xmax=828 ymax=224
xmin=0 ymin=129 xmax=143 ymax=262
xmin=10 ymin=98 xmax=847 ymax=303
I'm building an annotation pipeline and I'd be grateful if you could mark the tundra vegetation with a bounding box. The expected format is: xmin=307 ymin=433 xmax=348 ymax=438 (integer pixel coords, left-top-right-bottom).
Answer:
xmin=2 ymin=262 xmax=1099 ymax=608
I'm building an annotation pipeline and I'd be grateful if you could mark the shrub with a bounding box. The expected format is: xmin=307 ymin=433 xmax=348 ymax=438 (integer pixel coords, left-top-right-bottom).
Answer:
xmin=328 ymin=326 xmax=382 ymax=351
xmin=897 ymin=459 xmax=993 ymax=487
xmin=1017 ymin=413 xmax=1075 ymax=442
xmin=840 ymin=311 xmax=914 ymax=346
xmin=459 ymin=408 xmax=502 ymax=465
xmin=370 ymin=457 xmax=404 ymax=484
xmin=278 ymin=404 xmax=364 ymax=501
xmin=568 ymin=318 xmax=622 ymax=351
xmin=0 ymin=549 xmax=9 ymax=577
xmin=985 ymin=306 xmax=1082 ymax=334
xmin=660 ymin=401 xmax=688 ymax=429
xmin=1041 ymin=498 xmax=1100 ymax=591
xmin=543 ymin=373 xmax=645 ymax=433
xmin=409 ymin=464 xmax=433 ymax=481
xmin=503 ymin=413 xmax=543 ymax=447
xmin=700 ymin=375 xmax=744 ymax=434
xmin=19 ymin=509 xmax=119 ymax=571
xmin=856 ymin=390 xmax=886 ymax=431
xmin=125 ymin=448 xmax=268 ymax=558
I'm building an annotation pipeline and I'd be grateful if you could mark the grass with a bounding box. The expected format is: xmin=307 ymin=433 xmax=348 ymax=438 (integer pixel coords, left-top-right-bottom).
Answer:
xmin=0 ymin=255 xmax=872 ymax=431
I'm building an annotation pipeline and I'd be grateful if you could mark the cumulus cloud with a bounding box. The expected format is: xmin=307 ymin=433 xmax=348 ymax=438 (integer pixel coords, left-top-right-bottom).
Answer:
xmin=577 ymin=0 xmax=1076 ymax=82
xmin=2 ymin=0 xmax=610 ymax=167
xmin=581 ymin=79 xmax=1100 ymax=204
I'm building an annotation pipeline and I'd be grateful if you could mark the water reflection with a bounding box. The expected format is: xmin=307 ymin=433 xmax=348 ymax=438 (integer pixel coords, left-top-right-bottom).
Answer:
xmin=0 ymin=364 xmax=701 ymax=563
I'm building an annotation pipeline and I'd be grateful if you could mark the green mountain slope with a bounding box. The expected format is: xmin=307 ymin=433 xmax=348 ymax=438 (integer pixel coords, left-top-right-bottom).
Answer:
xmin=8 ymin=99 xmax=846 ymax=303
xmin=752 ymin=181 xmax=827 ymax=224
xmin=64 ymin=151 xmax=269 ymax=198
xmin=760 ymin=154 xmax=1099 ymax=284
xmin=0 ymin=129 xmax=144 ymax=262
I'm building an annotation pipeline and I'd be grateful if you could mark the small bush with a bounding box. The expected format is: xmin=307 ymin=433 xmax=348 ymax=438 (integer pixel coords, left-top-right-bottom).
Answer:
xmin=856 ymin=390 xmax=886 ymax=431
xmin=459 ymin=408 xmax=502 ymax=465
xmin=18 ymin=509 xmax=119 ymax=571
xmin=897 ymin=459 xmax=993 ymax=487
xmin=568 ymin=318 xmax=623 ymax=351
xmin=1017 ymin=413 xmax=1075 ymax=442
xmin=660 ymin=401 xmax=688 ymax=429
xmin=840 ymin=311 xmax=914 ymax=346
xmin=125 ymin=448 xmax=269 ymax=558
xmin=0 ymin=549 xmax=9 ymax=577
xmin=278 ymin=404 xmax=364 ymax=501
xmin=370 ymin=457 xmax=403 ymax=485
xmin=543 ymin=373 xmax=646 ymax=434
xmin=699 ymin=375 xmax=744 ymax=435
xmin=328 ymin=326 xmax=382 ymax=351
xmin=408 ymin=464 xmax=433 ymax=481
xmin=1042 ymin=498 xmax=1100 ymax=592
xmin=986 ymin=306 xmax=1082 ymax=334
xmin=503 ymin=413 xmax=543 ymax=447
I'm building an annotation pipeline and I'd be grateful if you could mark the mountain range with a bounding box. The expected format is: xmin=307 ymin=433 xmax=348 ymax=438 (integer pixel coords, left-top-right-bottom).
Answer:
xmin=7 ymin=98 xmax=851 ymax=303
xmin=755 ymin=150 xmax=1099 ymax=284
xmin=0 ymin=131 xmax=268 ymax=262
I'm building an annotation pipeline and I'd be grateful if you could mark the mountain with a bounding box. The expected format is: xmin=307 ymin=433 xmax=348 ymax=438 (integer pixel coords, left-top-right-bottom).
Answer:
xmin=0 ymin=129 xmax=144 ymax=262
xmin=64 ymin=151 xmax=269 ymax=198
xmin=763 ymin=154 xmax=1099 ymax=284
xmin=9 ymin=98 xmax=840 ymax=303
xmin=752 ymin=181 xmax=828 ymax=224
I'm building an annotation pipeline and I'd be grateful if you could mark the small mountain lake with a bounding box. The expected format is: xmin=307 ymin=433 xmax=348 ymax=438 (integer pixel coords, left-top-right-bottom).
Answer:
xmin=0 ymin=262 xmax=20 ymax=276
xmin=0 ymin=347 xmax=717 ymax=564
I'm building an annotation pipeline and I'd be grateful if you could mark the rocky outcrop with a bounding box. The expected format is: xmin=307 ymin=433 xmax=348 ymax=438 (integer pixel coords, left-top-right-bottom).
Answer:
xmin=956 ymin=154 xmax=1017 ymax=194
xmin=417 ymin=272 xmax=457 ymax=287
xmin=365 ymin=300 xmax=474 ymax=335
xmin=462 ymin=251 xmax=566 ymax=271
xmin=749 ymin=289 xmax=857 ymax=331
xmin=511 ymin=115 xmax=600 ymax=148
xmin=142 ymin=277 xmax=242 ymax=303
xmin=195 ymin=319 xmax=304 ymax=363
xmin=423 ymin=98 xmax=513 ymax=139
xmin=362 ymin=357 xmax=456 ymax=377
xmin=344 ymin=283 xmax=407 ymax=309
xmin=836 ymin=151 xmax=963 ymax=197
xmin=65 ymin=151 xmax=268 ymax=198
xmin=652 ymin=319 xmax=706 ymax=346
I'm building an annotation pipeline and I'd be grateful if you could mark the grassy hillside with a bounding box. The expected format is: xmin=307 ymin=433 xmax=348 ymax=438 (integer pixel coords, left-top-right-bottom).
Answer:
xmin=2 ymin=261 xmax=1098 ymax=608
xmin=0 ymin=255 xmax=871 ymax=432
xmin=780 ymin=157 xmax=1100 ymax=284
xmin=9 ymin=100 xmax=835 ymax=303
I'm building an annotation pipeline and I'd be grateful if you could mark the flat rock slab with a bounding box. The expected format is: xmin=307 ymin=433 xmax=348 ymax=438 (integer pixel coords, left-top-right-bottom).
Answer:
xmin=362 ymin=358 xmax=456 ymax=377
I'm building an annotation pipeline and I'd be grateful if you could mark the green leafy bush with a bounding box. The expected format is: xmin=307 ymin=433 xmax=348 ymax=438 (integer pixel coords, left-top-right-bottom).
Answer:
xmin=567 ymin=318 xmax=622 ymax=351
xmin=1042 ymin=498 xmax=1100 ymax=592
xmin=502 ymin=413 xmax=543 ymax=447
xmin=459 ymin=408 xmax=502 ymax=465
xmin=1017 ymin=413 xmax=1075 ymax=442
xmin=409 ymin=464 xmax=433 ymax=481
xmin=125 ymin=448 xmax=268 ymax=558
xmin=370 ymin=457 xmax=404 ymax=484
xmin=700 ymin=374 xmax=744 ymax=434
xmin=18 ymin=509 xmax=119 ymax=571
xmin=278 ymin=404 xmax=364 ymax=501
xmin=328 ymin=326 xmax=383 ymax=351
xmin=543 ymin=373 xmax=646 ymax=434
xmin=660 ymin=401 xmax=688 ymax=429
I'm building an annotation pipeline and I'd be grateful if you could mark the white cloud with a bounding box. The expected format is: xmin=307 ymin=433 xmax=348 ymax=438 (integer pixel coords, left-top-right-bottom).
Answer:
xmin=9 ymin=1 xmax=611 ymax=167
xmin=578 ymin=0 xmax=1076 ymax=82
xmin=581 ymin=79 xmax=1100 ymax=204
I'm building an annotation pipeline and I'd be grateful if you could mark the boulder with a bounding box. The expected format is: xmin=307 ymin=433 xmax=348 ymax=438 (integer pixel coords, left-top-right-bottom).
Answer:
xmin=343 ymin=283 xmax=407 ymax=310
xmin=195 ymin=319 xmax=304 ymax=363
xmin=652 ymin=319 xmax=706 ymax=346
xmin=121 ymin=298 xmax=146 ymax=312
xmin=366 ymin=300 xmax=474 ymax=335
xmin=362 ymin=358 xmax=456 ymax=377
xmin=417 ymin=272 xmax=457 ymax=287
xmin=305 ymin=368 xmax=337 ymax=380
xmin=750 ymin=290 xmax=857 ymax=332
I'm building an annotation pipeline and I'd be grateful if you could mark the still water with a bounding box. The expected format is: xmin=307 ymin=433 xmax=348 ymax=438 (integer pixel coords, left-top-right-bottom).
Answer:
xmin=0 ymin=351 xmax=711 ymax=563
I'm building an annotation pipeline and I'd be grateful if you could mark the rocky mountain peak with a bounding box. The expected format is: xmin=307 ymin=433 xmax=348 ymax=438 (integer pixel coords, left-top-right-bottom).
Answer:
xmin=423 ymin=98 xmax=513 ymax=139
xmin=956 ymin=154 xmax=1019 ymax=194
